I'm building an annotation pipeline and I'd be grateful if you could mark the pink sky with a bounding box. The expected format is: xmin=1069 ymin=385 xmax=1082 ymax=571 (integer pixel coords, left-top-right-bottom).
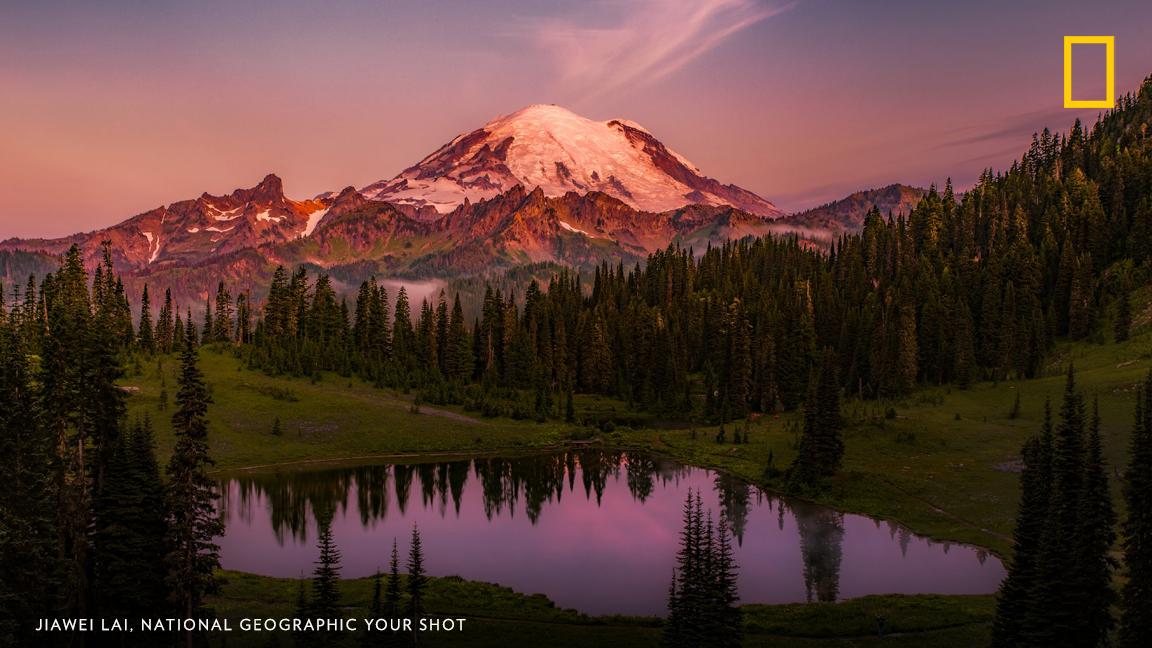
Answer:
xmin=2 ymin=0 xmax=1150 ymax=238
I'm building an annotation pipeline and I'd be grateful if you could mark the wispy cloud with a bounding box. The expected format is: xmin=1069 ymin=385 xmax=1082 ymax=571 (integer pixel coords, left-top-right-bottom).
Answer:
xmin=934 ymin=106 xmax=1100 ymax=150
xmin=532 ymin=0 xmax=796 ymax=99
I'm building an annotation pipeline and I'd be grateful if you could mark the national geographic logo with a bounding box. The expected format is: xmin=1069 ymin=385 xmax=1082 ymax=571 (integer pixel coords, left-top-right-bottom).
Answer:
xmin=1064 ymin=35 xmax=1115 ymax=109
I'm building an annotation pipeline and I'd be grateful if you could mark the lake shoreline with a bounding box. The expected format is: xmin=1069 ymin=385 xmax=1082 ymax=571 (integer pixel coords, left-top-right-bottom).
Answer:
xmin=211 ymin=436 xmax=1008 ymax=559
xmin=215 ymin=448 xmax=1005 ymax=616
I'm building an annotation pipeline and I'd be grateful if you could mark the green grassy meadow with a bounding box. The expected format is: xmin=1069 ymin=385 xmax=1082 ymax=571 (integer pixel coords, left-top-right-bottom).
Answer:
xmin=123 ymin=350 xmax=575 ymax=472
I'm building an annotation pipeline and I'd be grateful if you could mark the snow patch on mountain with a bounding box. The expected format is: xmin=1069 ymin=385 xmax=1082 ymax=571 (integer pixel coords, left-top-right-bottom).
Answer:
xmin=558 ymin=220 xmax=610 ymax=240
xmin=213 ymin=207 xmax=242 ymax=221
xmin=141 ymin=231 xmax=162 ymax=264
xmin=300 ymin=207 xmax=329 ymax=238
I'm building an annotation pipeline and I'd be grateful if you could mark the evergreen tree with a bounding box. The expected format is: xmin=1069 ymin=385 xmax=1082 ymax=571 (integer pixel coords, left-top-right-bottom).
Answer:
xmin=138 ymin=283 xmax=156 ymax=353
xmin=213 ymin=281 xmax=234 ymax=343
xmin=128 ymin=417 xmax=170 ymax=605
xmin=173 ymin=309 xmax=186 ymax=353
xmin=23 ymin=243 xmax=128 ymax=625
xmin=0 ymin=312 xmax=60 ymax=645
xmin=992 ymin=401 xmax=1054 ymax=646
xmin=712 ymin=513 xmax=742 ymax=647
xmin=385 ymin=537 xmax=403 ymax=617
xmin=777 ymin=290 xmax=815 ymax=409
xmin=1036 ymin=367 xmax=1088 ymax=645
xmin=666 ymin=491 xmax=701 ymax=648
xmin=361 ymin=537 xmax=405 ymax=648
xmin=445 ymin=294 xmax=472 ymax=382
xmin=157 ymin=287 xmax=175 ymax=353
xmin=1075 ymin=398 xmax=1116 ymax=646
xmin=92 ymin=417 xmax=170 ymax=622
xmin=788 ymin=350 xmax=844 ymax=489
xmin=235 ymin=291 xmax=252 ymax=344
xmin=664 ymin=489 xmax=742 ymax=648
xmin=435 ymin=291 xmax=450 ymax=376
xmin=1022 ymin=367 xmax=1114 ymax=648
xmin=299 ymin=508 xmax=342 ymax=647
xmin=894 ymin=301 xmax=918 ymax=394
xmin=164 ymin=323 xmax=224 ymax=647
xmin=406 ymin=524 xmax=427 ymax=645
xmin=1120 ymin=371 xmax=1152 ymax=647
xmin=393 ymin=287 xmax=414 ymax=374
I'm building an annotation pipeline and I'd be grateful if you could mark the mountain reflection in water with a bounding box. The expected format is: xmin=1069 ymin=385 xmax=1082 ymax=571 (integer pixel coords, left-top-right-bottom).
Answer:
xmin=217 ymin=450 xmax=1003 ymax=616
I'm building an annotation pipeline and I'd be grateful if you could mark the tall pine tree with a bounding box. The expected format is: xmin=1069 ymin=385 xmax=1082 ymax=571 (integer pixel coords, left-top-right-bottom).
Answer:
xmin=1120 ymin=371 xmax=1152 ymax=647
xmin=164 ymin=322 xmax=224 ymax=647
xmin=992 ymin=401 xmax=1054 ymax=646
xmin=788 ymin=350 xmax=844 ymax=489
xmin=407 ymin=524 xmax=427 ymax=646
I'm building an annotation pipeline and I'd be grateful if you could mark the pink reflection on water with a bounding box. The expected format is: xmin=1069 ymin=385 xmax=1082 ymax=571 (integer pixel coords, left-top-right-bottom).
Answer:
xmin=216 ymin=457 xmax=1005 ymax=616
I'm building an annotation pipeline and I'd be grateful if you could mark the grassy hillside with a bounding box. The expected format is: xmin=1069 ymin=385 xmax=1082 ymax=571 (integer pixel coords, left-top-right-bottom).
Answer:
xmin=123 ymin=350 xmax=575 ymax=471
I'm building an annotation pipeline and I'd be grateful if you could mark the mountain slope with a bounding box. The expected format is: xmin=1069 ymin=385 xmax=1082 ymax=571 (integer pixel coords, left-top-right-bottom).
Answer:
xmin=295 ymin=184 xmax=789 ymax=276
xmin=782 ymin=184 xmax=927 ymax=236
xmin=0 ymin=174 xmax=330 ymax=272
xmin=357 ymin=104 xmax=781 ymax=217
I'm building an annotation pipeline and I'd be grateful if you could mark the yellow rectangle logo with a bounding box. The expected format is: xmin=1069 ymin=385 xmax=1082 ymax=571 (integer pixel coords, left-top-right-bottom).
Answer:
xmin=1064 ymin=35 xmax=1115 ymax=109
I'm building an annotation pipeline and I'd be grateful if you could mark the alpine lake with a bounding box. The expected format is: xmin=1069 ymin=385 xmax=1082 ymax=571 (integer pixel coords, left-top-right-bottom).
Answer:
xmin=216 ymin=450 xmax=1004 ymax=617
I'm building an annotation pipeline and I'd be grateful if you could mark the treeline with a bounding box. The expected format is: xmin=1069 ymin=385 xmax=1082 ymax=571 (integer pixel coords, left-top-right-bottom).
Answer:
xmin=0 ymin=246 xmax=222 ymax=647
xmin=992 ymin=369 xmax=1152 ymax=647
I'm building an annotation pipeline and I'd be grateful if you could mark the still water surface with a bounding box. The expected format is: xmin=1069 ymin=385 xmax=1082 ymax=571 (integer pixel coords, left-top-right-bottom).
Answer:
xmin=217 ymin=451 xmax=1004 ymax=616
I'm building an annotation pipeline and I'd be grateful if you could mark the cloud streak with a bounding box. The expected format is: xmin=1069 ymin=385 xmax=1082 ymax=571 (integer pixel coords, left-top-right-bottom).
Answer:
xmin=934 ymin=106 xmax=1100 ymax=150
xmin=532 ymin=0 xmax=796 ymax=99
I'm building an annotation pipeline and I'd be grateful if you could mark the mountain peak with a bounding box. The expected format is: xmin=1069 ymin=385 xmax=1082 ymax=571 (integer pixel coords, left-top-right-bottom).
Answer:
xmin=501 ymin=103 xmax=578 ymax=120
xmin=234 ymin=173 xmax=284 ymax=203
xmin=358 ymin=106 xmax=780 ymax=217
xmin=782 ymin=183 xmax=927 ymax=234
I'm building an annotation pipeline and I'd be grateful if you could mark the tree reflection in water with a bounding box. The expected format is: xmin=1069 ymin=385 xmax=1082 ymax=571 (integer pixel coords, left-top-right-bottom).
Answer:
xmin=791 ymin=500 xmax=845 ymax=603
xmin=220 ymin=451 xmax=698 ymax=542
xmin=714 ymin=473 xmax=751 ymax=545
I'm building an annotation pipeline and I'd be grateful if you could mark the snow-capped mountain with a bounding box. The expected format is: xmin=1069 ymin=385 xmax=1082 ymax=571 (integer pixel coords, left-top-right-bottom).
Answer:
xmin=0 ymin=105 xmax=807 ymax=307
xmin=356 ymin=104 xmax=781 ymax=217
